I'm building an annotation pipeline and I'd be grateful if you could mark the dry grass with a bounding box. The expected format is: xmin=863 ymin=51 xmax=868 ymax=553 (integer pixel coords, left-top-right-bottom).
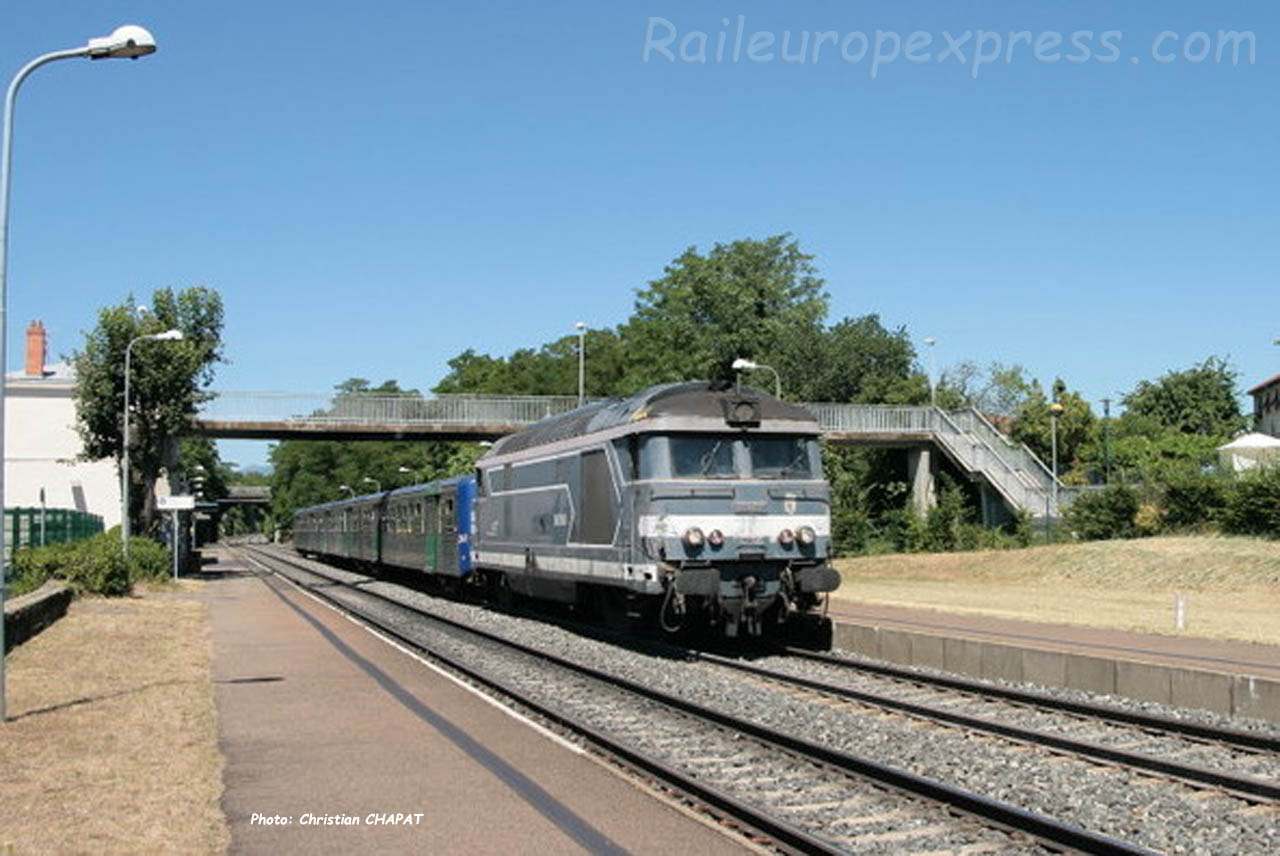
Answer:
xmin=832 ymin=536 xmax=1280 ymax=644
xmin=0 ymin=582 xmax=228 ymax=854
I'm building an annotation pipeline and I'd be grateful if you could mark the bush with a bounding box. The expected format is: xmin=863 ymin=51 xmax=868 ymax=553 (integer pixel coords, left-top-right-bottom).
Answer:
xmin=10 ymin=541 xmax=79 ymax=596
xmin=1160 ymin=473 xmax=1229 ymax=531
xmin=1221 ymin=467 xmax=1280 ymax=538
xmin=7 ymin=531 xmax=170 ymax=597
xmin=59 ymin=533 xmax=131 ymax=596
xmin=127 ymin=536 xmax=171 ymax=583
xmin=1064 ymin=485 xmax=1140 ymax=540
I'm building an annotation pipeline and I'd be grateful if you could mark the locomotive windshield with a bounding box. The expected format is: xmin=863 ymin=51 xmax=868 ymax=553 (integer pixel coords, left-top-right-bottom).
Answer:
xmin=640 ymin=434 xmax=822 ymax=480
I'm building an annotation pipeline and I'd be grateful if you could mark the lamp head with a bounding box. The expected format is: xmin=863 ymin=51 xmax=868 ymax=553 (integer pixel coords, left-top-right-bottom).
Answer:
xmin=731 ymin=358 xmax=757 ymax=371
xmin=150 ymin=329 xmax=184 ymax=341
xmin=574 ymin=321 xmax=587 ymax=331
xmin=87 ymin=25 xmax=157 ymax=60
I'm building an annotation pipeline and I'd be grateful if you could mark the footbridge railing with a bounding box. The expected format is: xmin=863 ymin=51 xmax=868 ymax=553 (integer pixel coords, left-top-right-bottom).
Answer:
xmin=197 ymin=392 xmax=1071 ymax=517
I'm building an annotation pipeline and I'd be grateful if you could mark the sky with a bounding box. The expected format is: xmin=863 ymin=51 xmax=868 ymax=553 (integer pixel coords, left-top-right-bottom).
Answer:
xmin=3 ymin=2 xmax=1276 ymax=470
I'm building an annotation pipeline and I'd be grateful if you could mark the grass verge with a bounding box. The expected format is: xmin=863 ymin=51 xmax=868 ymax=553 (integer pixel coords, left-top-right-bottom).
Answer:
xmin=0 ymin=582 xmax=228 ymax=854
xmin=831 ymin=535 xmax=1280 ymax=645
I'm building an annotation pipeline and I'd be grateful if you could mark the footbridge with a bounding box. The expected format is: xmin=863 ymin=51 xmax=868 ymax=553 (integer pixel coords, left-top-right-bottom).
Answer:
xmin=196 ymin=392 xmax=1072 ymax=520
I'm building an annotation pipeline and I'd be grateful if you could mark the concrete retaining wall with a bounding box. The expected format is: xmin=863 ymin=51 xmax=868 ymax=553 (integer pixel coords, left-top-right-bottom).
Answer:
xmin=3 ymin=580 xmax=72 ymax=653
xmin=833 ymin=620 xmax=1280 ymax=723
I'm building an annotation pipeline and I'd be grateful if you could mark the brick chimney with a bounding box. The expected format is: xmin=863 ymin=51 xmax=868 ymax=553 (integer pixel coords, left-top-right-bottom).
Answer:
xmin=25 ymin=320 xmax=46 ymax=377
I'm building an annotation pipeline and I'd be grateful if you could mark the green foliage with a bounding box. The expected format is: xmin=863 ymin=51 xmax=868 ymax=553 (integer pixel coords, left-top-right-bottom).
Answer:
xmin=11 ymin=532 xmax=174 ymax=596
xmin=1107 ymin=430 xmax=1222 ymax=485
xmin=1159 ymin=472 xmax=1229 ymax=531
xmin=1121 ymin=356 xmax=1245 ymax=437
xmin=1010 ymin=380 xmax=1096 ymax=473
xmin=1221 ymin=467 xmax=1280 ymax=538
xmin=127 ymin=536 xmax=172 ymax=582
xmin=619 ymin=234 xmax=829 ymax=389
xmin=1064 ymin=485 xmax=1141 ymax=541
xmin=921 ymin=480 xmax=971 ymax=552
xmin=72 ymin=287 xmax=225 ymax=536
xmin=936 ymin=361 xmax=1035 ymax=417
xmin=10 ymin=541 xmax=79 ymax=596
xmin=786 ymin=314 xmax=925 ymax=404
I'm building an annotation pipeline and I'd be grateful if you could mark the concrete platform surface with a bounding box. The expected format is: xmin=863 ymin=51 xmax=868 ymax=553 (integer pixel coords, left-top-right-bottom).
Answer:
xmin=828 ymin=601 xmax=1280 ymax=678
xmin=829 ymin=601 xmax=1280 ymax=721
xmin=203 ymin=554 xmax=752 ymax=855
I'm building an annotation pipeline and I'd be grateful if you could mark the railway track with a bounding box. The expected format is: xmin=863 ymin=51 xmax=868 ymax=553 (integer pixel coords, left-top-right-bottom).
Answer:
xmin=236 ymin=545 xmax=1153 ymax=854
xmin=693 ymin=651 xmax=1280 ymax=803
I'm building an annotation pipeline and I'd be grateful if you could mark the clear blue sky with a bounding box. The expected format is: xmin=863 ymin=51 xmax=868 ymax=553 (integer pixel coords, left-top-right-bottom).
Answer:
xmin=3 ymin=2 xmax=1276 ymax=469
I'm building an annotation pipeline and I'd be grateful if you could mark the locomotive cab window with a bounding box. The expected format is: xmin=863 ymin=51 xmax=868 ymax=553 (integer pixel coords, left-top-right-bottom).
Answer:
xmin=746 ymin=436 xmax=822 ymax=479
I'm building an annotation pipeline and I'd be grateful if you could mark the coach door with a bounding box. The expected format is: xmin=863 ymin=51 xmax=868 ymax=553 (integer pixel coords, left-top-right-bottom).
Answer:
xmin=424 ymin=494 xmax=440 ymax=572
xmin=439 ymin=495 xmax=458 ymax=575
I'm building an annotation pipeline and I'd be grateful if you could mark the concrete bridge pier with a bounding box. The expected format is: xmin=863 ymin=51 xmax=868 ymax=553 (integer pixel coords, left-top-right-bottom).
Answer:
xmin=907 ymin=446 xmax=937 ymax=517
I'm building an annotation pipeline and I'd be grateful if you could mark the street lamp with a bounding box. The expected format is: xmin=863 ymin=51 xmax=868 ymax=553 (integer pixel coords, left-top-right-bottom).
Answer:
xmin=731 ymin=358 xmax=781 ymax=398
xmin=0 ymin=23 xmax=157 ymax=723
xmin=575 ymin=321 xmax=587 ymax=407
xmin=1049 ymin=401 xmax=1065 ymax=531
xmin=122 ymin=329 xmax=184 ymax=556
xmin=362 ymin=477 xmax=381 ymax=493
xmin=338 ymin=484 xmax=355 ymax=498
xmin=397 ymin=465 xmax=422 ymax=485
xmin=923 ymin=337 xmax=937 ymax=408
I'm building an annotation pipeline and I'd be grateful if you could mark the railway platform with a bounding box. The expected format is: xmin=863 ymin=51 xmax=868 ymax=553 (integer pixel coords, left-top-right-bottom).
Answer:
xmin=200 ymin=548 xmax=752 ymax=855
xmin=829 ymin=602 xmax=1280 ymax=722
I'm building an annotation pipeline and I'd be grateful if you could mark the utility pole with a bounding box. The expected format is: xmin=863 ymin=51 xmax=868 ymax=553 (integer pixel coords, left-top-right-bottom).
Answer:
xmin=1101 ymin=397 xmax=1112 ymax=484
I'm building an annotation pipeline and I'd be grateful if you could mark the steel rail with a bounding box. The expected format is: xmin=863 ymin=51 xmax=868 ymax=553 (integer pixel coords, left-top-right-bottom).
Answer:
xmin=782 ymin=647 xmax=1280 ymax=753
xmin=697 ymin=652 xmax=1280 ymax=802
xmin=236 ymin=548 xmax=839 ymax=856
xmin=244 ymin=546 xmax=1152 ymax=856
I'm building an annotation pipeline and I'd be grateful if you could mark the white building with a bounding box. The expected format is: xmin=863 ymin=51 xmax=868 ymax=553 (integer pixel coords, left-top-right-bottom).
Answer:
xmin=4 ymin=321 xmax=120 ymax=529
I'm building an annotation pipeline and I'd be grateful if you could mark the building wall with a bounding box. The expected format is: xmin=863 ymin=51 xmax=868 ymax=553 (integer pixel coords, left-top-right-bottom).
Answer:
xmin=1255 ymin=381 xmax=1280 ymax=438
xmin=4 ymin=379 xmax=121 ymax=530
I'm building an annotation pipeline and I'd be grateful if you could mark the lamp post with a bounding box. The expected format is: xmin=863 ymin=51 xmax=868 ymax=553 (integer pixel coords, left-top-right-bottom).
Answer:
xmin=1049 ymin=401 xmax=1065 ymax=532
xmin=122 ymin=329 xmax=184 ymax=556
xmin=730 ymin=358 xmax=781 ymax=398
xmin=362 ymin=477 xmax=381 ymax=493
xmin=575 ymin=321 xmax=587 ymax=407
xmin=0 ymin=24 xmax=157 ymax=722
xmin=923 ymin=337 xmax=937 ymax=408
xmin=397 ymin=465 xmax=422 ymax=485
xmin=338 ymin=484 xmax=355 ymax=498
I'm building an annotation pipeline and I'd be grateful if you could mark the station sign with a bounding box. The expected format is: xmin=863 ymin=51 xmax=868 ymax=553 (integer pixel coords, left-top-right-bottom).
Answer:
xmin=157 ymin=494 xmax=196 ymax=511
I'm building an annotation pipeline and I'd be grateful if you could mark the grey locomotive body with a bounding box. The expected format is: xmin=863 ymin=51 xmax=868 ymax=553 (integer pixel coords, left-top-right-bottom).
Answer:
xmin=473 ymin=381 xmax=840 ymax=637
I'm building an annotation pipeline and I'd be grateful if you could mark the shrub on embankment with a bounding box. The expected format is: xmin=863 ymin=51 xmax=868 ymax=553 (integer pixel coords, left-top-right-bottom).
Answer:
xmin=1062 ymin=468 xmax=1280 ymax=542
xmin=10 ymin=531 xmax=171 ymax=597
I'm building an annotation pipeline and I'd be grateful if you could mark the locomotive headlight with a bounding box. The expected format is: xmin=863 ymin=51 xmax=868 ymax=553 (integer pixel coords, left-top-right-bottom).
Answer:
xmin=797 ymin=525 xmax=816 ymax=546
xmin=683 ymin=527 xmax=705 ymax=549
xmin=778 ymin=528 xmax=795 ymax=548
xmin=707 ymin=529 xmax=725 ymax=548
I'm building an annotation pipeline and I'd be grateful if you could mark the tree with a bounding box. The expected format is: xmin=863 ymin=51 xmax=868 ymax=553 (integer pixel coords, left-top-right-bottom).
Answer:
xmin=1121 ymin=356 xmax=1245 ymax=437
xmin=72 ymin=287 xmax=224 ymax=535
xmin=936 ymin=361 xmax=1035 ymax=417
xmin=1010 ymin=379 xmax=1096 ymax=476
xmin=787 ymin=315 xmax=923 ymax=404
xmin=618 ymin=234 xmax=828 ymax=390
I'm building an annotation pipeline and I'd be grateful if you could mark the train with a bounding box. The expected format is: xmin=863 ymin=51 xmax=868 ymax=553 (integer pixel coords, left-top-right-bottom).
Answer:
xmin=292 ymin=380 xmax=841 ymax=640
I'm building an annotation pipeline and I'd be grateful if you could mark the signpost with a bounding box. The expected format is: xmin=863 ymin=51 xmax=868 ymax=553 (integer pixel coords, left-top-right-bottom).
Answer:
xmin=157 ymin=495 xmax=195 ymax=579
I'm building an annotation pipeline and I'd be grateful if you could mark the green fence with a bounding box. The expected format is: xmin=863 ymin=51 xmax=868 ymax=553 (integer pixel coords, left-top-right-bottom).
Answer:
xmin=4 ymin=507 xmax=104 ymax=561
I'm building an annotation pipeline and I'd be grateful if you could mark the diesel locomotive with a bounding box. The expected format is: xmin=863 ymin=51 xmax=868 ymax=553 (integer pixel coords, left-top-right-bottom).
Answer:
xmin=292 ymin=381 xmax=841 ymax=639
